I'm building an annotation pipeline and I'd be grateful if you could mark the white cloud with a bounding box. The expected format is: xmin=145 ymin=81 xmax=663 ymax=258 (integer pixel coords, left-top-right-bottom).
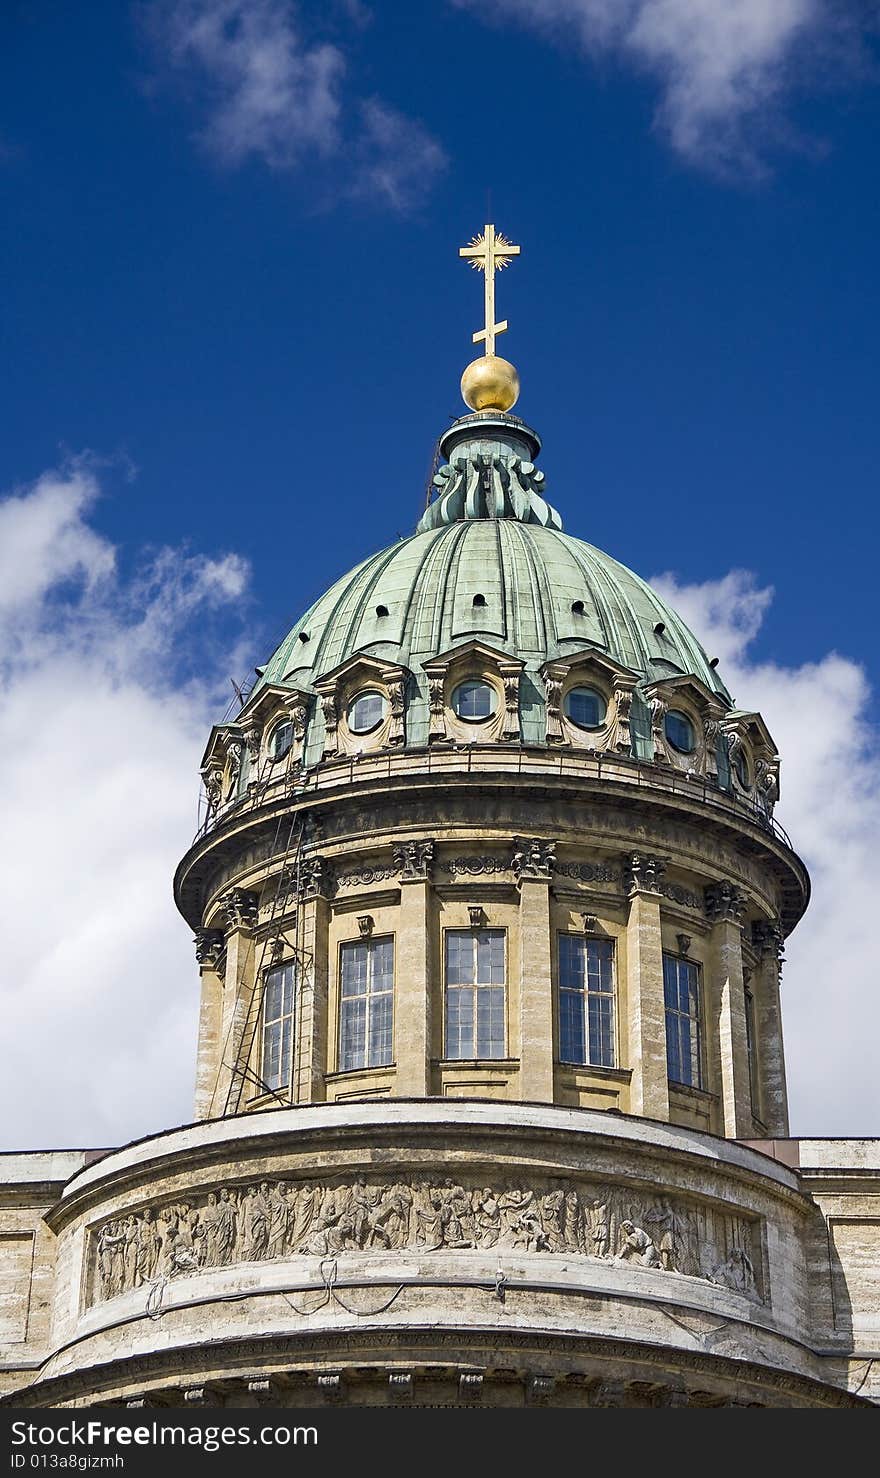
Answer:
xmin=652 ymin=568 xmax=880 ymax=1135
xmin=145 ymin=0 xmax=446 ymax=208
xmin=453 ymin=0 xmax=858 ymax=172
xmin=0 ymin=463 xmax=251 ymax=1150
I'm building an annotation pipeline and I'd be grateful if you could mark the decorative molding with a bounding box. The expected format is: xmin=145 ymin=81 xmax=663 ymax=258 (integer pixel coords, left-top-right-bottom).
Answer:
xmin=512 ymin=837 xmax=556 ymax=881
xmin=554 ymin=860 xmax=619 ymax=885
xmin=218 ymin=888 xmax=259 ymax=932
xmin=622 ymin=852 xmax=666 ymax=897
xmin=335 ymin=865 xmax=397 ymax=890
xmin=656 ymin=881 xmax=701 ymax=911
xmin=88 ymin=1173 xmax=763 ymax=1308
xmin=704 ymin=881 xmax=747 ymax=926
xmin=194 ymin=929 xmax=225 ymax=969
xmin=444 ymin=856 xmax=509 ymax=879
xmin=392 ymin=839 xmax=435 ymax=882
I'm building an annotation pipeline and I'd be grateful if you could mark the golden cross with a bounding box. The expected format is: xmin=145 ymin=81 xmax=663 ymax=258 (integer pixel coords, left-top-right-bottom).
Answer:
xmin=459 ymin=223 xmax=521 ymax=357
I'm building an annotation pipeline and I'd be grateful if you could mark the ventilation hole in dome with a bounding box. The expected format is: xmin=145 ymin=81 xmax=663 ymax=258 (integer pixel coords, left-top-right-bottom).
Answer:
xmin=571 ymin=600 xmax=585 ymax=615
xmin=472 ymin=593 xmax=487 ymax=607
xmin=298 ymin=631 xmax=310 ymax=643
xmin=375 ymin=604 xmax=389 ymax=617
xmin=654 ymin=621 xmax=666 ymax=635
xmin=709 ymin=656 xmax=720 ymax=668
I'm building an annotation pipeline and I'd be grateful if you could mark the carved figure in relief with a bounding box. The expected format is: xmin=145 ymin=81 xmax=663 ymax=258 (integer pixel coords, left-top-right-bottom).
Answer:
xmin=473 ymin=1188 xmax=501 ymax=1248
xmin=133 ymin=1208 xmax=160 ymax=1284
xmin=216 ymin=1188 xmax=238 ymax=1265
xmin=89 ymin=1173 xmax=763 ymax=1308
xmin=617 ymin=1220 xmax=661 ymax=1269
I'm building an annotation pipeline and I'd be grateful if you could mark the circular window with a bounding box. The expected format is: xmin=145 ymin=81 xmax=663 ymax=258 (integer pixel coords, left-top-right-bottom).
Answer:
xmin=735 ymin=749 xmax=752 ymax=789
xmin=269 ymin=720 xmax=293 ymax=762
xmin=452 ymin=679 xmax=496 ymax=722
xmin=665 ymin=709 xmax=696 ymax=754
xmin=348 ymin=690 xmax=386 ymax=734
xmin=564 ymin=686 xmax=606 ymax=730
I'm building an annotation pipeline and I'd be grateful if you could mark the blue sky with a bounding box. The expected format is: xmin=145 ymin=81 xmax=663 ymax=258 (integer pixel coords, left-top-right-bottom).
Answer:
xmin=1 ymin=1 xmax=879 ymax=1145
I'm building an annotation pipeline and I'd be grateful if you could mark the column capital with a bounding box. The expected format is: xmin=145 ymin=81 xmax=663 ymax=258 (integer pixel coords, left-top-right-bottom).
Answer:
xmin=194 ymin=928 xmax=225 ymax=969
xmin=752 ymin=917 xmax=785 ymax=962
xmin=512 ymin=836 xmax=556 ymax=881
xmin=218 ymin=887 xmax=259 ymax=932
xmin=704 ymin=880 xmax=747 ymax=925
xmin=299 ymin=853 xmax=332 ymax=899
xmin=622 ymin=851 xmax=666 ymax=897
xmin=392 ymin=838 xmax=435 ymax=882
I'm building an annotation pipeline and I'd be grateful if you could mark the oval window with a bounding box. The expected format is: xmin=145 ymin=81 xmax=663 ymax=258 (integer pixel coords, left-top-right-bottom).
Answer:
xmin=735 ymin=749 xmax=752 ymax=790
xmin=564 ymin=686 xmax=606 ymax=730
xmin=665 ymin=709 xmax=696 ymax=754
xmin=270 ymin=720 xmax=293 ymax=762
xmin=348 ymin=690 xmax=386 ymax=734
xmin=452 ymin=679 xmax=496 ymax=722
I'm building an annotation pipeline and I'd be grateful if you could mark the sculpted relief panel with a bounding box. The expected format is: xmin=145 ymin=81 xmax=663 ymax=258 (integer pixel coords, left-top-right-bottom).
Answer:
xmin=88 ymin=1173 xmax=762 ymax=1309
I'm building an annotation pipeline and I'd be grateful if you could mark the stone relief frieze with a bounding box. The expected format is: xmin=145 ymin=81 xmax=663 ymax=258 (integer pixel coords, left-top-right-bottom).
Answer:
xmin=88 ymin=1173 xmax=762 ymax=1308
xmin=443 ymin=856 xmax=510 ymax=879
xmin=656 ymin=881 xmax=701 ymax=910
xmin=554 ymin=861 xmax=620 ymax=885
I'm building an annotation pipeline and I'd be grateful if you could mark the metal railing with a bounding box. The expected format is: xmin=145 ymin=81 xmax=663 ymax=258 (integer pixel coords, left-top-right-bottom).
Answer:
xmin=193 ymin=744 xmax=794 ymax=854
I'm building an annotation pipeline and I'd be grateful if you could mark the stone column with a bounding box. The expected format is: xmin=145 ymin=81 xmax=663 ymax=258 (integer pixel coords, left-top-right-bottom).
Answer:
xmin=393 ymin=841 xmax=435 ymax=1096
xmin=513 ymin=838 xmax=556 ymax=1103
xmin=294 ymin=855 xmax=331 ymax=1104
xmin=753 ymin=919 xmax=789 ymax=1137
xmin=215 ymin=888 xmax=259 ymax=1116
xmin=193 ymin=930 xmax=225 ymax=1121
xmin=705 ymin=882 xmax=752 ymax=1138
xmin=623 ymin=853 xmax=669 ymax=1120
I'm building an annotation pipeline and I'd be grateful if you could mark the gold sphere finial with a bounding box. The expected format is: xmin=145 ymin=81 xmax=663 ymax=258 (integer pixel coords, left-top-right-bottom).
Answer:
xmin=461 ymin=354 xmax=520 ymax=413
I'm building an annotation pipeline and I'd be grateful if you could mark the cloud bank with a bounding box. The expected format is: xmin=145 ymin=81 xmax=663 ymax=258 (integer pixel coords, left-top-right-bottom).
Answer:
xmin=0 ymin=463 xmax=250 ymax=1149
xmin=652 ymin=568 xmax=880 ymax=1135
xmin=144 ymin=0 xmax=446 ymax=209
xmin=453 ymin=0 xmax=870 ymax=173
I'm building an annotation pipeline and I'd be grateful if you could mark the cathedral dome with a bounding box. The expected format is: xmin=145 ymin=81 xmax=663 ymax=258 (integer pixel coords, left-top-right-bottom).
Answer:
xmin=251 ymin=410 xmax=731 ymax=769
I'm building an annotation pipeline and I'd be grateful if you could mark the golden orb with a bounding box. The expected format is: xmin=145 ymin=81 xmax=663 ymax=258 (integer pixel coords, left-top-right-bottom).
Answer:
xmin=460 ymin=354 xmax=520 ymax=413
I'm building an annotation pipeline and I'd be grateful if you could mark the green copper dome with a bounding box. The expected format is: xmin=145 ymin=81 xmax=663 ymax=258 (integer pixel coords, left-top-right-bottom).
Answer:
xmin=251 ymin=412 xmax=730 ymax=769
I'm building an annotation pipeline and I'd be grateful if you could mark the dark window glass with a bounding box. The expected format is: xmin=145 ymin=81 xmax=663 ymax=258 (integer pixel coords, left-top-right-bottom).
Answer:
xmin=452 ymin=680 xmax=496 ymax=721
xmin=558 ymin=935 xmax=615 ymax=1067
xmin=270 ymin=721 xmax=293 ymax=762
xmin=663 ymin=952 xmax=702 ymax=1088
xmin=261 ymin=962 xmax=296 ymax=1092
xmin=339 ymin=937 xmax=394 ymax=1071
xmin=445 ymin=929 xmax=505 ymax=1059
xmin=348 ymin=690 xmax=385 ymax=733
xmin=564 ymin=686 xmax=607 ymax=730
xmin=665 ymin=709 xmax=695 ymax=754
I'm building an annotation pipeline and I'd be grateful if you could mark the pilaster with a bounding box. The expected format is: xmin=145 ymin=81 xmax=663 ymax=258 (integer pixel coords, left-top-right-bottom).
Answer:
xmin=214 ymin=888 xmax=259 ymax=1116
xmin=514 ymin=838 xmax=555 ymax=1103
xmin=294 ymin=856 xmax=331 ymax=1104
xmin=623 ymin=853 xmax=669 ymax=1120
xmin=752 ymin=918 xmax=789 ymax=1136
xmin=705 ymin=882 xmax=751 ymax=1137
xmin=392 ymin=840 xmax=435 ymax=1096
xmin=193 ymin=930 xmax=224 ymax=1121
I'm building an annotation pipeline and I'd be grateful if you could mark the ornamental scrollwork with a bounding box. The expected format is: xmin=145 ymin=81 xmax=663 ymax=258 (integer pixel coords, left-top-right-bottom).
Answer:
xmin=554 ymin=861 xmax=620 ymax=885
xmin=89 ymin=1173 xmax=762 ymax=1307
xmin=444 ymin=856 xmax=509 ymax=879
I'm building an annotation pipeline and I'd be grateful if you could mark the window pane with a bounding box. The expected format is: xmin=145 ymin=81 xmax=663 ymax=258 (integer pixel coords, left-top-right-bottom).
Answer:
xmin=340 ymin=996 xmax=367 ymax=1072
xmin=476 ymin=985 xmax=505 ymax=1058
xmin=558 ymin=935 xmax=615 ymax=1068
xmin=341 ymin=943 xmax=368 ymax=996
xmin=446 ymin=985 xmax=474 ymax=1059
xmin=476 ymin=929 xmax=505 ymax=984
xmin=664 ymin=952 xmax=701 ymax=1087
xmin=560 ymin=988 xmax=586 ymax=1064
xmin=369 ymin=990 xmax=393 ymax=1067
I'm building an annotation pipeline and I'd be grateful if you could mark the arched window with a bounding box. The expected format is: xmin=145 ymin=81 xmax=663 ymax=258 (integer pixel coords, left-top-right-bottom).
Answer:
xmin=663 ymin=952 xmax=702 ymax=1088
xmin=339 ymin=937 xmax=394 ymax=1071
xmin=261 ymin=961 xmax=296 ymax=1093
xmin=558 ymin=934 xmax=615 ymax=1066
